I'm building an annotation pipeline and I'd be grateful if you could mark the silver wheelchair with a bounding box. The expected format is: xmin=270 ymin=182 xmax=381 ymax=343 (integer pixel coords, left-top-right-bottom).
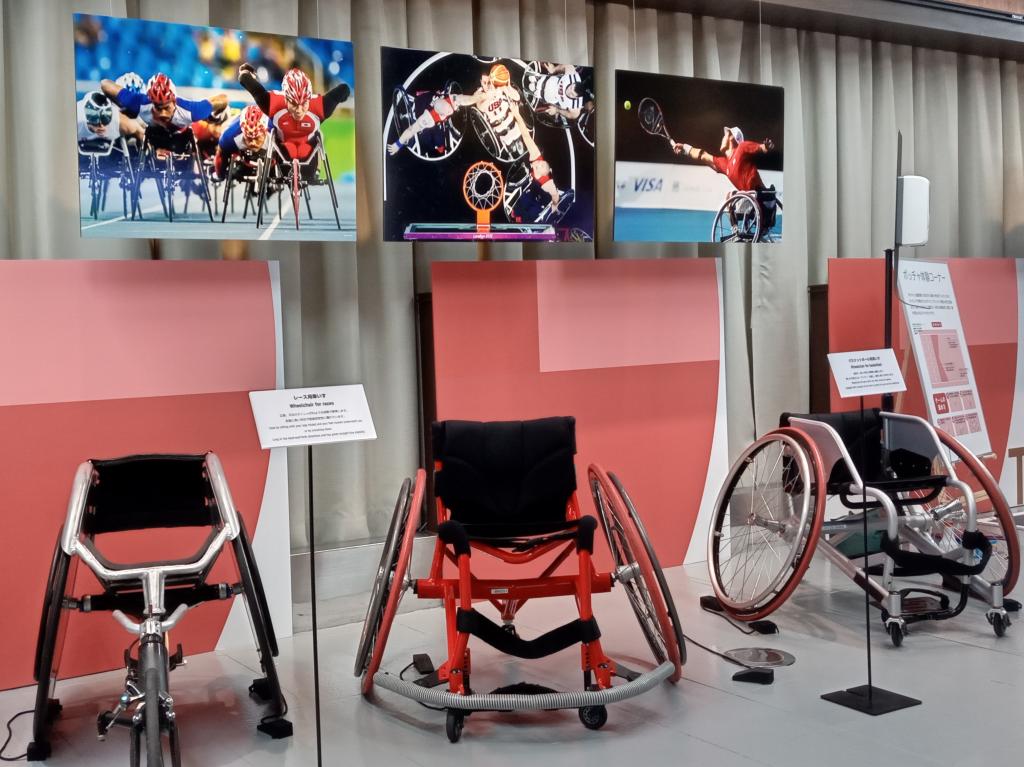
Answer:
xmin=707 ymin=410 xmax=1019 ymax=645
xmin=28 ymin=453 xmax=291 ymax=765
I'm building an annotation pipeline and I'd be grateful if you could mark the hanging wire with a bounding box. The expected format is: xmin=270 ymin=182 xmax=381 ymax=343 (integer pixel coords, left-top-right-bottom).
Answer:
xmin=564 ymin=0 xmax=569 ymax=59
xmin=631 ymin=0 xmax=638 ymax=68
xmin=316 ymin=0 xmax=321 ymax=37
xmin=758 ymin=0 xmax=764 ymax=82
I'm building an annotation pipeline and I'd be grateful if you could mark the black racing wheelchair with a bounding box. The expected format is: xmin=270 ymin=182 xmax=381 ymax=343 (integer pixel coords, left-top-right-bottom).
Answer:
xmin=131 ymin=126 xmax=216 ymax=223
xmin=78 ymin=137 xmax=136 ymax=221
xmin=28 ymin=453 xmax=291 ymax=765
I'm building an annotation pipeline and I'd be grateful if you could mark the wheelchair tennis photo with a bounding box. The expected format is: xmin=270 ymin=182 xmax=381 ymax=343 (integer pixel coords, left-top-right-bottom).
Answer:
xmin=73 ymin=14 xmax=355 ymax=241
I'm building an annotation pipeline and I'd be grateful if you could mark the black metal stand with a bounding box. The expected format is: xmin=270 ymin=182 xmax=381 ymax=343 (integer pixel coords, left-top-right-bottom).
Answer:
xmin=307 ymin=444 xmax=323 ymax=766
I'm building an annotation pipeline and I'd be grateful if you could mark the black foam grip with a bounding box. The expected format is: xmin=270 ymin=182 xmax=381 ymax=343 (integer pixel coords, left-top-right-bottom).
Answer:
xmin=576 ymin=515 xmax=597 ymax=553
xmin=456 ymin=608 xmax=601 ymax=660
xmin=438 ymin=520 xmax=471 ymax=557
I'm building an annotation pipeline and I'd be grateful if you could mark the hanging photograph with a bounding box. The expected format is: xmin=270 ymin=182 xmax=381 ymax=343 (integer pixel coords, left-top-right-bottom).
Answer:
xmin=382 ymin=46 xmax=596 ymax=242
xmin=614 ymin=70 xmax=783 ymax=243
xmin=73 ymin=13 xmax=355 ymax=241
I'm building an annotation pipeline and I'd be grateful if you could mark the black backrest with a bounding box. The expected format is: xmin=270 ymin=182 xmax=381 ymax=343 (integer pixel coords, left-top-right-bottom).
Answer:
xmin=432 ymin=417 xmax=577 ymax=526
xmin=82 ymin=454 xmax=219 ymax=535
xmin=780 ymin=410 xmax=884 ymax=485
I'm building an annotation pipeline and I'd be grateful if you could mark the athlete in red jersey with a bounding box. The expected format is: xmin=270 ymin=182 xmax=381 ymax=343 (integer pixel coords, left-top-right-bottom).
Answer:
xmin=671 ymin=126 xmax=774 ymax=192
xmin=237 ymin=63 xmax=350 ymax=164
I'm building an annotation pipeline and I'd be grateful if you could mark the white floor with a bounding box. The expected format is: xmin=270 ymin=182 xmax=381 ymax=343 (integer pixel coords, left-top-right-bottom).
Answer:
xmin=3 ymin=558 xmax=1021 ymax=766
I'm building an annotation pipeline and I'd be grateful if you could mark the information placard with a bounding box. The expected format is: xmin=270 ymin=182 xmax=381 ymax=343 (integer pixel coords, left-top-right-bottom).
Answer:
xmin=249 ymin=385 xmax=376 ymax=449
xmin=828 ymin=348 xmax=906 ymax=399
xmin=897 ymin=261 xmax=991 ymax=456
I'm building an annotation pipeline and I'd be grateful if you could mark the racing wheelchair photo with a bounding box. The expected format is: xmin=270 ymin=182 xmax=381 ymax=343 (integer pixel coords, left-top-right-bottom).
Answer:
xmin=711 ymin=187 xmax=782 ymax=243
xmin=28 ymin=453 xmax=291 ymax=765
xmin=78 ymin=137 xmax=136 ymax=221
xmin=706 ymin=409 xmax=1018 ymax=646
xmin=253 ymin=132 xmax=341 ymax=232
xmin=131 ymin=126 xmax=216 ymax=224
xmin=354 ymin=417 xmax=685 ymax=743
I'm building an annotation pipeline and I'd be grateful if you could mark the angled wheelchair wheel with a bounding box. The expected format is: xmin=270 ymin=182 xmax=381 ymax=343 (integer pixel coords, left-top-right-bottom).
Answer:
xmin=353 ymin=477 xmax=412 ymax=677
xmin=607 ymin=472 xmax=687 ymax=666
xmin=711 ymin=193 xmax=762 ymax=243
xmin=589 ymin=465 xmax=682 ymax=682
xmin=708 ymin=427 xmax=826 ymax=621
xmin=31 ymin=538 xmax=77 ymax=757
xmin=357 ymin=469 xmax=425 ymax=695
xmin=934 ymin=429 xmax=1019 ymax=596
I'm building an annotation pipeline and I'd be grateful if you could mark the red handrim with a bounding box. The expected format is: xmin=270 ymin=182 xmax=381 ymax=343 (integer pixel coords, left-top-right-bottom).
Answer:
xmin=715 ymin=427 xmax=828 ymax=622
xmin=936 ymin=429 xmax=1020 ymax=595
xmin=361 ymin=468 xmax=425 ymax=695
xmin=589 ymin=464 xmax=682 ymax=683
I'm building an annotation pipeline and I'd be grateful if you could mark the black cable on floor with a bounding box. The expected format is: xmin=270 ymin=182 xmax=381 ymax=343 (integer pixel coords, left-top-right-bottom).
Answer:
xmin=0 ymin=709 xmax=32 ymax=762
xmin=699 ymin=603 xmax=759 ymax=635
xmin=398 ymin=661 xmax=445 ymax=711
xmin=680 ymin=632 xmax=749 ymax=668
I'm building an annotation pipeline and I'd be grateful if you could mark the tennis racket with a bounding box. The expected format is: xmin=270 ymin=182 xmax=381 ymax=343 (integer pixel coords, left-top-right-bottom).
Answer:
xmin=637 ymin=97 xmax=675 ymax=147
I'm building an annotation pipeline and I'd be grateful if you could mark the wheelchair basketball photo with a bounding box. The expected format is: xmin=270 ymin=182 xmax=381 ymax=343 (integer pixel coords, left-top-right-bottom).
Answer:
xmin=613 ymin=69 xmax=783 ymax=243
xmin=381 ymin=46 xmax=596 ymax=242
xmin=73 ymin=14 xmax=356 ymax=241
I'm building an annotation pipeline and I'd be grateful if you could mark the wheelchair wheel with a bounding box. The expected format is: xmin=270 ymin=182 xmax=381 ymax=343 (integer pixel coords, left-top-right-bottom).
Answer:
xmin=708 ymin=427 xmax=826 ymax=620
xmin=290 ymin=158 xmax=300 ymax=229
xmin=589 ymin=465 xmax=682 ymax=682
xmin=711 ymin=193 xmax=762 ymax=243
xmin=353 ymin=477 xmax=412 ymax=676
xmin=607 ymin=472 xmax=686 ymax=665
xmin=933 ymin=429 xmax=1019 ymax=595
xmin=320 ymin=145 xmax=342 ymax=230
xmin=358 ymin=469 xmax=425 ymax=695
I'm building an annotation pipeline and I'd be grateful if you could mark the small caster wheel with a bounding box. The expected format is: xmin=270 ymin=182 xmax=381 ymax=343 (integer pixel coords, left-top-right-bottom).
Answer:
xmin=990 ymin=612 xmax=1009 ymax=638
xmin=887 ymin=622 xmax=904 ymax=648
xmin=446 ymin=710 xmax=465 ymax=743
xmin=502 ymin=624 xmax=518 ymax=637
xmin=578 ymin=705 xmax=607 ymax=730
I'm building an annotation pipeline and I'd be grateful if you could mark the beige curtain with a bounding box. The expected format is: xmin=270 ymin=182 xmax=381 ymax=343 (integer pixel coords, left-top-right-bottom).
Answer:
xmin=2 ymin=0 xmax=1022 ymax=554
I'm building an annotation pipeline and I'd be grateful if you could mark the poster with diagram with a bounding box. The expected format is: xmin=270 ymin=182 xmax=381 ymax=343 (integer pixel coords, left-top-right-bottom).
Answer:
xmin=897 ymin=260 xmax=991 ymax=457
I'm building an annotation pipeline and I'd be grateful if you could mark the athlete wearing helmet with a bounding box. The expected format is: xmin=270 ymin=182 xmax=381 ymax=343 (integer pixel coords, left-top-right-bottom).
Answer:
xmin=238 ymin=62 xmax=351 ymax=167
xmin=213 ymin=104 xmax=271 ymax=179
xmin=671 ymin=125 xmax=774 ymax=193
xmin=115 ymin=71 xmax=146 ymax=94
xmin=100 ymin=71 xmax=228 ymax=136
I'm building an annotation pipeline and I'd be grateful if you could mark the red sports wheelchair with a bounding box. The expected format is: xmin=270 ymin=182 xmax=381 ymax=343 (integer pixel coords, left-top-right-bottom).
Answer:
xmin=355 ymin=417 xmax=685 ymax=742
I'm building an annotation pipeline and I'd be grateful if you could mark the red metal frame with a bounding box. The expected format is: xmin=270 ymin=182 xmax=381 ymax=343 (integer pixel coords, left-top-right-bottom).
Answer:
xmin=412 ymin=461 xmax=617 ymax=695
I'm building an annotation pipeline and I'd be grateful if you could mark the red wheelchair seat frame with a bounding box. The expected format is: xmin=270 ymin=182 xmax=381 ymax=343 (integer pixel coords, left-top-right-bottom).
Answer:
xmin=355 ymin=417 xmax=684 ymax=742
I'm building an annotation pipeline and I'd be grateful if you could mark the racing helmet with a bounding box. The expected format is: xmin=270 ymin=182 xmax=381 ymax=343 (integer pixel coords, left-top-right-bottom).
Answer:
xmin=115 ymin=71 xmax=145 ymax=94
xmin=83 ymin=91 xmax=114 ymax=127
xmin=489 ymin=63 xmax=511 ymax=88
xmin=146 ymin=73 xmax=177 ymax=106
xmin=282 ymin=68 xmax=312 ymax=104
xmin=240 ymin=104 xmax=268 ymax=144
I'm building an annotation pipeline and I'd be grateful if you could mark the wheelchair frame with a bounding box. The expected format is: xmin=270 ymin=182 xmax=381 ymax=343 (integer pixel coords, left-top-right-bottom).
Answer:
xmin=28 ymin=453 xmax=291 ymax=764
xmin=130 ymin=128 xmax=215 ymax=223
xmin=78 ymin=137 xmax=135 ymax=221
xmin=707 ymin=411 xmax=1017 ymax=645
xmin=355 ymin=422 xmax=684 ymax=743
xmin=254 ymin=132 xmax=341 ymax=231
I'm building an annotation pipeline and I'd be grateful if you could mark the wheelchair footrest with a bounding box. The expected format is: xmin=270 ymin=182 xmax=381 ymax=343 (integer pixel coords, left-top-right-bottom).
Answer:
xmin=901 ymin=594 xmax=949 ymax=615
xmin=490 ymin=682 xmax=559 ymax=695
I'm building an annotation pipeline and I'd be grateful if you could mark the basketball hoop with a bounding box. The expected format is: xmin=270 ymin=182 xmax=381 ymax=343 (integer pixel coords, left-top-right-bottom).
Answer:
xmin=462 ymin=161 xmax=504 ymax=233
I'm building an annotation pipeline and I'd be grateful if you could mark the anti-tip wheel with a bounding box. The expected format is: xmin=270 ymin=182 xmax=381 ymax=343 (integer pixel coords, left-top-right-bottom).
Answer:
xmin=578 ymin=705 xmax=608 ymax=730
xmin=990 ymin=611 xmax=1009 ymax=638
xmin=888 ymin=622 xmax=905 ymax=648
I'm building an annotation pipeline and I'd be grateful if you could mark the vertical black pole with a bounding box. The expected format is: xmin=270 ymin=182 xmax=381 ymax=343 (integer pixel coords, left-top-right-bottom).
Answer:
xmin=882 ymin=248 xmax=895 ymax=414
xmin=859 ymin=396 xmax=873 ymax=699
xmin=307 ymin=444 xmax=322 ymax=767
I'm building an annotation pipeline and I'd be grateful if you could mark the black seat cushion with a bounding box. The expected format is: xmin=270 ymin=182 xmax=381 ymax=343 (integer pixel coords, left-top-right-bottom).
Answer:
xmin=432 ymin=417 xmax=577 ymax=532
xmin=84 ymin=454 xmax=218 ymax=535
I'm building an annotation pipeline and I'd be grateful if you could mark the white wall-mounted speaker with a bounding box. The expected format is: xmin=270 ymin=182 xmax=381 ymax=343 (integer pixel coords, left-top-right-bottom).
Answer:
xmin=897 ymin=175 xmax=929 ymax=247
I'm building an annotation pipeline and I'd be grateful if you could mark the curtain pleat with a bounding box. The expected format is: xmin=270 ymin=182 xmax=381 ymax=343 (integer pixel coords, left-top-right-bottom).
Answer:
xmin=4 ymin=0 xmax=1023 ymax=552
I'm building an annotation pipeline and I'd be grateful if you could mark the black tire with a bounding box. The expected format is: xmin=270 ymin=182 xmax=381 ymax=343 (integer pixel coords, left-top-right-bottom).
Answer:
xmin=445 ymin=710 xmax=464 ymax=743
xmin=233 ymin=531 xmax=286 ymax=717
xmin=992 ymin=613 xmax=1008 ymax=638
xmin=888 ymin=622 xmax=904 ymax=648
xmin=578 ymin=705 xmax=608 ymax=730
xmin=236 ymin=517 xmax=279 ymax=656
xmin=608 ymin=473 xmax=687 ymax=665
xmin=31 ymin=541 xmax=72 ymax=750
xmin=139 ymin=638 xmax=168 ymax=767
